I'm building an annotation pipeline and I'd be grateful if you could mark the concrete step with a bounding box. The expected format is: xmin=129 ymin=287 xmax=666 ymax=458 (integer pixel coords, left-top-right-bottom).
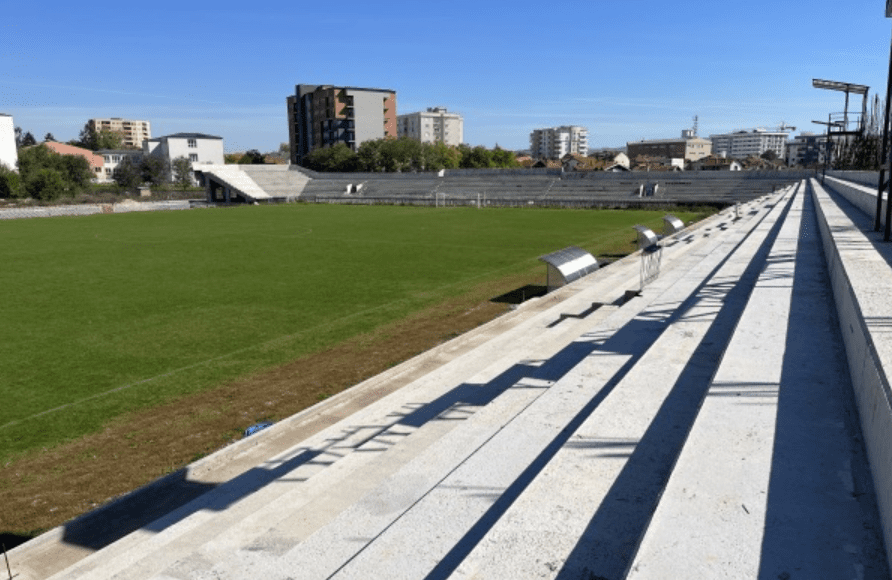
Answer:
xmin=626 ymin=181 xmax=887 ymax=579
xmin=165 ymin=192 xmax=792 ymax=580
xmin=443 ymin=182 xmax=802 ymax=580
xmin=39 ymin=192 xmax=785 ymax=580
xmin=200 ymin=165 xmax=272 ymax=201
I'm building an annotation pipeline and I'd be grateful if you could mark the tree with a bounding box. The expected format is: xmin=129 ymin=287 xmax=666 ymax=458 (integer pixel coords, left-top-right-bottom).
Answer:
xmin=491 ymin=145 xmax=519 ymax=168
xmin=44 ymin=133 xmax=56 ymax=142
xmin=760 ymin=150 xmax=777 ymax=162
xmin=171 ymin=156 xmax=193 ymax=191
xmin=460 ymin=145 xmax=494 ymax=169
xmin=24 ymin=168 xmax=65 ymax=201
xmin=60 ymin=154 xmax=94 ymax=190
xmin=18 ymin=145 xmax=93 ymax=199
xmin=379 ymin=137 xmax=423 ymax=172
xmin=0 ymin=164 xmax=22 ymax=198
xmin=302 ymin=143 xmax=357 ymax=172
xmin=78 ymin=123 xmax=123 ymax=150
xmin=113 ymin=156 xmax=142 ymax=191
xmin=238 ymin=149 xmax=265 ymax=164
xmin=20 ymin=132 xmax=36 ymax=147
xmin=14 ymin=126 xmax=22 ymax=148
xmin=356 ymin=139 xmax=385 ymax=172
xmin=140 ymin=155 xmax=169 ymax=187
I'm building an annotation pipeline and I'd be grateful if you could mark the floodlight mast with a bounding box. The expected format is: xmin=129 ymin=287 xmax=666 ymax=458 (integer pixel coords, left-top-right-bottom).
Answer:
xmin=881 ymin=5 xmax=892 ymax=239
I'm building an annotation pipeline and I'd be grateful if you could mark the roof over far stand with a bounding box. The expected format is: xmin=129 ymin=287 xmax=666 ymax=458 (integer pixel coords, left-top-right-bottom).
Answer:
xmin=538 ymin=246 xmax=599 ymax=292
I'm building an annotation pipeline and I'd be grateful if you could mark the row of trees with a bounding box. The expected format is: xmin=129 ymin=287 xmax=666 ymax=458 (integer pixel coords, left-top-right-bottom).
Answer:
xmin=0 ymin=144 xmax=195 ymax=201
xmin=111 ymin=155 xmax=194 ymax=192
xmin=301 ymin=138 xmax=519 ymax=173
xmin=0 ymin=145 xmax=94 ymax=200
xmin=14 ymin=123 xmax=127 ymax=151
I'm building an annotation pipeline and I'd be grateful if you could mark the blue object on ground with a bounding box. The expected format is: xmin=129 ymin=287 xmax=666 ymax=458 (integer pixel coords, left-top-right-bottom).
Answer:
xmin=243 ymin=422 xmax=274 ymax=437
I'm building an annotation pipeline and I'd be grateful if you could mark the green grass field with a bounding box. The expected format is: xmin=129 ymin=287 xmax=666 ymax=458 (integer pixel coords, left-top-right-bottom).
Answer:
xmin=0 ymin=204 xmax=711 ymax=461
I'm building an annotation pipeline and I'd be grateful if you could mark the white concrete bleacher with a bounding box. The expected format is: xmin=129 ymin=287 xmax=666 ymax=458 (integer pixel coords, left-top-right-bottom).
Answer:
xmin=628 ymin=181 xmax=887 ymax=579
xmin=196 ymin=165 xmax=274 ymax=202
xmin=11 ymin=178 xmax=892 ymax=579
xmin=812 ymin=175 xmax=892 ymax=574
xmin=239 ymin=166 xmax=312 ymax=199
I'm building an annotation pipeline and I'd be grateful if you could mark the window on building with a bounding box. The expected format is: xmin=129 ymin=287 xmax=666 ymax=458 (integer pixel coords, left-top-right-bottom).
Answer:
xmin=189 ymin=154 xmax=198 ymax=162
xmin=188 ymin=139 xmax=197 ymax=148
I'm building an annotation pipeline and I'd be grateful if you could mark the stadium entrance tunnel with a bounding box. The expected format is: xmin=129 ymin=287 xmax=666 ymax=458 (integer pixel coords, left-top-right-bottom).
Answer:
xmin=202 ymin=175 xmax=251 ymax=205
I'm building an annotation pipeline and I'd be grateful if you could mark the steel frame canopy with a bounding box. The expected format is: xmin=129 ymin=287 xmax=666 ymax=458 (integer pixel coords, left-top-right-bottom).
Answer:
xmin=538 ymin=246 xmax=599 ymax=292
xmin=812 ymin=79 xmax=869 ymax=95
xmin=878 ymin=4 xmax=892 ymax=239
xmin=812 ymin=78 xmax=870 ymax=136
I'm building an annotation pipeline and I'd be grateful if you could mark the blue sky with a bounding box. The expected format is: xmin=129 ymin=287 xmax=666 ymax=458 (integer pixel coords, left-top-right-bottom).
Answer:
xmin=2 ymin=1 xmax=891 ymax=153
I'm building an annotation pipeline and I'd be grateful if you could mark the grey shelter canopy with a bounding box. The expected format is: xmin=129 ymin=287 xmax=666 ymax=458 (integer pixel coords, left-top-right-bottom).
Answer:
xmin=538 ymin=246 xmax=599 ymax=292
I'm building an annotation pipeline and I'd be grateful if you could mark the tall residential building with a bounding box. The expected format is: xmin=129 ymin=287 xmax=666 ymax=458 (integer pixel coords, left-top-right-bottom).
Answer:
xmin=627 ymin=131 xmax=712 ymax=163
xmin=709 ymin=128 xmax=789 ymax=160
xmin=88 ymin=118 xmax=152 ymax=149
xmin=287 ymin=84 xmax=397 ymax=166
xmin=529 ymin=126 xmax=588 ymax=159
xmin=397 ymin=107 xmax=463 ymax=146
xmin=0 ymin=114 xmax=17 ymax=171
xmin=786 ymin=132 xmax=828 ymax=167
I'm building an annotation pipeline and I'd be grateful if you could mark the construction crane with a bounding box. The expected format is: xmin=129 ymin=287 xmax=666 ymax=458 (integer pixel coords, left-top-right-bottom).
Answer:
xmin=776 ymin=122 xmax=796 ymax=132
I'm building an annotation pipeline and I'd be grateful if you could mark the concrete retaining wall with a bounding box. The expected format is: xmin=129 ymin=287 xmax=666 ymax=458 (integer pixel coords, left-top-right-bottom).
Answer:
xmin=812 ymin=177 xmax=892 ymax=565
xmin=0 ymin=200 xmax=195 ymax=220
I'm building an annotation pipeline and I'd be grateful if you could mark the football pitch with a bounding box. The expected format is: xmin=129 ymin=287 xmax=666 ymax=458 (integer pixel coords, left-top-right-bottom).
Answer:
xmin=0 ymin=203 xmax=711 ymax=462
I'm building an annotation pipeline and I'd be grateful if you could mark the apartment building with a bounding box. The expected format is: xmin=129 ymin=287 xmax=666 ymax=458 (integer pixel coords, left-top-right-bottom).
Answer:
xmin=0 ymin=114 xmax=16 ymax=171
xmin=397 ymin=107 xmax=463 ymax=146
xmin=529 ymin=126 xmax=588 ymax=159
xmin=88 ymin=118 xmax=152 ymax=149
xmin=709 ymin=128 xmax=789 ymax=160
xmin=786 ymin=133 xmax=828 ymax=167
xmin=626 ymin=132 xmax=712 ymax=163
xmin=287 ymin=84 xmax=397 ymax=165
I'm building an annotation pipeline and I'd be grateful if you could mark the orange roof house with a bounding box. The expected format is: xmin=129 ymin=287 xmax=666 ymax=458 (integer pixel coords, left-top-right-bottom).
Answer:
xmin=40 ymin=142 xmax=105 ymax=176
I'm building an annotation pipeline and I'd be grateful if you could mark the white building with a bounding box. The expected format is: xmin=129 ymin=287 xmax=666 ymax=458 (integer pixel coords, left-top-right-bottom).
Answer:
xmin=397 ymin=107 xmax=464 ymax=146
xmin=530 ymin=126 xmax=588 ymax=159
xmin=709 ymin=128 xmax=789 ymax=160
xmin=145 ymin=133 xmax=224 ymax=165
xmin=144 ymin=133 xmax=224 ymax=184
xmin=89 ymin=118 xmax=152 ymax=149
xmin=97 ymin=149 xmax=144 ymax=182
xmin=0 ymin=114 xmax=18 ymax=172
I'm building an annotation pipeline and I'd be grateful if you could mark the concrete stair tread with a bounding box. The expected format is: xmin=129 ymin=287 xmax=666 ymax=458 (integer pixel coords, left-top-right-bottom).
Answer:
xmin=35 ymin=190 xmax=823 ymax=580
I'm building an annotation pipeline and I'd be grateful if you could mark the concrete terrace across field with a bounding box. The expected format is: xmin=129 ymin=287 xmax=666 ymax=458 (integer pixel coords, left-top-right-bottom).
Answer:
xmin=193 ymin=165 xmax=812 ymax=206
xmin=9 ymin=172 xmax=892 ymax=579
